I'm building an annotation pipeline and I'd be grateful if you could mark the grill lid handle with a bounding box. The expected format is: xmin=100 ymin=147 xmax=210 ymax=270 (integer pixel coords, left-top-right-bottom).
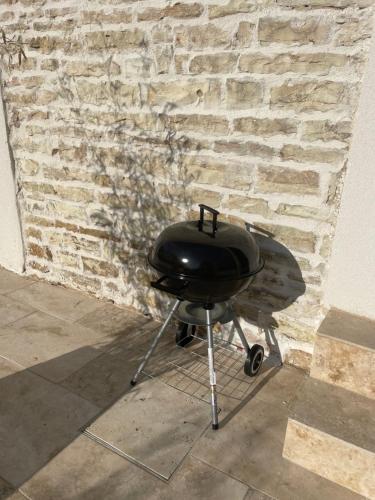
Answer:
xmin=151 ymin=275 xmax=189 ymax=298
xmin=198 ymin=204 xmax=220 ymax=237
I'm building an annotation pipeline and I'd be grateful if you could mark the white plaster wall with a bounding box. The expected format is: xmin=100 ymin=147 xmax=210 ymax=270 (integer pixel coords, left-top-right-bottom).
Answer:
xmin=0 ymin=92 xmax=24 ymax=273
xmin=326 ymin=26 xmax=375 ymax=320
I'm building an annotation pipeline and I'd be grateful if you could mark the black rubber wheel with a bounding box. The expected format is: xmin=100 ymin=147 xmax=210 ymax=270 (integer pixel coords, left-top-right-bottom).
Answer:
xmin=244 ymin=344 xmax=264 ymax=377
xmin=176 ymin=322 xmax=196 ymax=347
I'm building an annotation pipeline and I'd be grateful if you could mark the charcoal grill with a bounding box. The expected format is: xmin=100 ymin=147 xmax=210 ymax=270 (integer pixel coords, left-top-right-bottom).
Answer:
xmin=131 ymin=205 xmax=265 ymax=429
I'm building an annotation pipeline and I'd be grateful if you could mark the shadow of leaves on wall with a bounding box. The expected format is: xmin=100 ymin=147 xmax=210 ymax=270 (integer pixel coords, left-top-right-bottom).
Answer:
xmin=53 ymin=51 xmax=202 ymax=316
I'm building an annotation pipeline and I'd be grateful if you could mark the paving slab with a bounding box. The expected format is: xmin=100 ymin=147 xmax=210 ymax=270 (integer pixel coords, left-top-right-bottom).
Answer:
xmin=244 ymin=489 xmax=274 ymax=500
xmin=0 ymin=480 xmax=27 ymax=500
xmin=9 ymin=281 xmax=101 ymax=322
xmin=191 ymin=388 xmax=360 ymax=500
xmin=278 ymin=452 xmax=364 ymax=500
xmin=20 ymin=436 xmax=162 ymax=500
xmin=0 ymin=477 xmax=14 ymax=499
xmin=0 ymin=311 xmax=108 ymax=383
xmin=0 ymin=295 xmax=35 ymax=328
xmin=192 ymin=396 xmax=288 ymax=493
xmin=153 ymin=454 xmax=249 ymax=500
xmin=21 ymin=435 xmax=249 ymax=500
xmin=62 ymin=345 xmax=146 ymax=408
xmin=251 ymin=365 xmax=306 ymax=407
xmin=0 ymin=357 xmax=100 ymax=488
xmin=318 ymin=308 xmax=375 ymax=351
xmin=77 ymin=302 xmax=151 ymax=339
xmin=283 ymin=378 xmax=375 ymax=498
xmin=0 ymin=268 xmax=34 ymax=295
xmin=85 ymin=378 xmax=211 ymax=479
xmin=311 ymin=309 xmax=375 ymax=399
xmin=311 ymin=332 xmax=375 ymax=400
xmin=1 ymin=490 xmax=28 ymax=500
xmin=78 ymin=304 xmax=172 ymax=356
xmin=289 ymin=377 xmax=375 ymax=453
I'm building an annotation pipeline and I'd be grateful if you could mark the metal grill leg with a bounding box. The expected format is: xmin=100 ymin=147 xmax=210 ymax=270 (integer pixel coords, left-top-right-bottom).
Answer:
xmin=131 ymin=299 xmax=181 ymax=386
xmin=206 ymin=308 xmax=219 ymax=430
xmin=232 ymin=314 xmax=250 ymax=351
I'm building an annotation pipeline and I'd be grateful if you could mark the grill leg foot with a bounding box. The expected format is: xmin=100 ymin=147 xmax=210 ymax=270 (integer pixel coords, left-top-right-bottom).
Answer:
xmin=206 ymin=308 xmax=219 ymax=430
xmin=130 ymin=299 xmax=182 ymax=386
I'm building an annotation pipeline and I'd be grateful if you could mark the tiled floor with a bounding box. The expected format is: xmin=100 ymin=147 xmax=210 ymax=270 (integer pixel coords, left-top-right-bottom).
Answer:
xmin=0 ymin=267 xmax=363 ymax=500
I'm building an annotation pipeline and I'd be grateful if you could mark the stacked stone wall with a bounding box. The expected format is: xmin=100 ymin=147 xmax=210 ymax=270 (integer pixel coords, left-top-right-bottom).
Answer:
xmin=1 ymin=0 xmax=374 ymax=366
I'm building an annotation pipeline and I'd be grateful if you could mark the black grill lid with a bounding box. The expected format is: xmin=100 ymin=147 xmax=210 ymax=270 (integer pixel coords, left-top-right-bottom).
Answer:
xmin=149 ymin=205 xmax=263 ymax=282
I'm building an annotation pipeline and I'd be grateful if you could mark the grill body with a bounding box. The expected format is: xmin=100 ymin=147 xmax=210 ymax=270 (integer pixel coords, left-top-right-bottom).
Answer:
xmin=131 ymin=205 xmax=266 ymax=430
xmin=148 ymin=206 xmax=263 ymax=304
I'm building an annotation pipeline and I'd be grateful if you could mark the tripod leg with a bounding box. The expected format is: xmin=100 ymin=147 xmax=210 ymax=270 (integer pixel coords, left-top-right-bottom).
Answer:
xmin=206 ymin=308 xmax=219 ymax=430
xmin=232 ymin=314 xmax=250 ymax=351
xmin=131 ymin=299 xmax=181 ymax=386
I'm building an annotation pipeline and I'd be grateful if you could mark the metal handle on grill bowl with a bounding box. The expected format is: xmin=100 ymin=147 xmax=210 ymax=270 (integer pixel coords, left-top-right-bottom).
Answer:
xmin=151 ymin=275 xmax=189 ymax=297
xmin=198 ymin=204 xmax=220 ymax=237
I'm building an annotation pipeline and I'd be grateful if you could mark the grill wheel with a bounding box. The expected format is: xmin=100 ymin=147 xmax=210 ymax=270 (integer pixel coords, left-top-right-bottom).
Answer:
xmin=176 ymin=322 xmax=196 ymax=347
xmin=244 ymin=344 xmax=264 ymax=377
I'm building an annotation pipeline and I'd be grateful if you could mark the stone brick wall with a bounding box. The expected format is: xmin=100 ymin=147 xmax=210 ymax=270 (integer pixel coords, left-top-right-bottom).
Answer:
xmin=1 ymin=0 xmax=374 ymax=367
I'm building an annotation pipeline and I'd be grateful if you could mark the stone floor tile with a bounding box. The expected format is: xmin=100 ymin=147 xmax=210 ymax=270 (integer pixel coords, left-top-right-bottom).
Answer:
xmin=252 ymin=365 xmax=306 ymax=408
xmin=0 ymin=268 xmax=34 ymax=295
xmin=0 ymin=357 xmax=100 ymax=487
xmin=154 ymin=455 xmax=249 ymax=500
xmin=0 ymin=477 xmax=14 ymax=499
xmin=191 ymin=390 xmax=362 ymax=500
xmin=4 ymin=490 xmax=28 ymax=500
xmin=8 ymin=281 xmax=101 ymax=322
xmin=0 ymin=295 xmax=35 ymax=328
xmin=86 ymin=378 xmax=211 ymax=479
xmin=62 ymin=345 xmax=146 ymax=408
xmin=318 ymin=308 xmax=375 ymax=350
xmin=77 ymin=306 xmax=169 ymax=355
xmin=244 ymin=488 xmax=275 ymax=499
xmin=21 ymin=436 xmax=162 ymax=500
xmin=0 ymin=476 xmax=29 ymax=500
xmin=0 ymin=312 xmax=108 ymax=382
xmin=284 ymin=379 xmax=375 ymax=498
xmin=0 ymin=355 xmax=21 ymax=379
xmin=276 ymin=458 xmax=364 ymax=500
xmin=311 ymin=332 xmax=375 ymax=400
xmin=191 ymin=396 xmax=289 ymax=494
xmin=23 ymin=436 xmax=249 ymax=500
xmin=77 ymin=302 xmax=151 ymax=339
xmin=289 ymin=377 xmax=375 ymax=452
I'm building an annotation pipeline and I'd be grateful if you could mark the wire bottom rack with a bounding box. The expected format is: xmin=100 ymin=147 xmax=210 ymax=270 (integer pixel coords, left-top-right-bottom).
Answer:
xmin=144 ymin=331 xmax=275 ymax=408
